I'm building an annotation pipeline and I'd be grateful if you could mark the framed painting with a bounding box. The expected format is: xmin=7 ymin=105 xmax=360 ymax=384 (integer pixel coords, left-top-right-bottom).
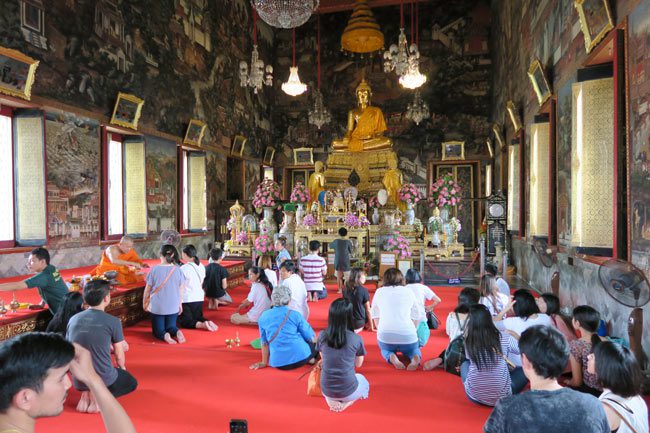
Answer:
xmin=528 ymin=59 xmax=552 ymax=106
xmin=575 ymin=0 xmax=614 ymax=53
xmin=441 ymin=141 xmax=465 ymax=161
xmin=263 ymin=146 xmax=275 ymax=165
xmin=293 ymin=147 xmax=314 ymax=165
xmin=492 ymin=124 xmax=505 ymax=150
xmin=506 ymin=101 xmax=522 ymax=132
xmin=291 ymin=170 xmax=307 ymax=191
xmin=183 ymin=119 xmax=206 ymax=146
xmin=231 ymin=135 xmax=246 ymax=157
xmin=0 ymin=46 xmax=39 ymax=100
xmin=110 ymin=92 xmax=144 ymax=130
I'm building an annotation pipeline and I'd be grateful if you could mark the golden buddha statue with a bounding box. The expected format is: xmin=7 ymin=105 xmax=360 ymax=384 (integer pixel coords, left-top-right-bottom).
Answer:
xmin=308 ymin=161 xmax=326 ymax=208
xmin=382 ymin=158 xmax=404 ymax=210
xmin=332 ymin=79 xmax=393 ymax=153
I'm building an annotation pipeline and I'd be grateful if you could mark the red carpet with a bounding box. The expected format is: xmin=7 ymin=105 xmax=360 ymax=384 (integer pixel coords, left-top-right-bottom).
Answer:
xmin=38 ymin=283 xmax=494 ymax=433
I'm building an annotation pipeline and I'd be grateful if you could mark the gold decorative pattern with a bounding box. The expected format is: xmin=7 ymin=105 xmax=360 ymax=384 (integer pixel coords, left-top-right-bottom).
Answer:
xmin=507 ymin=145 xmax=521 ymax=231
xmin=530 ymin=122 xmax=550 ymax=236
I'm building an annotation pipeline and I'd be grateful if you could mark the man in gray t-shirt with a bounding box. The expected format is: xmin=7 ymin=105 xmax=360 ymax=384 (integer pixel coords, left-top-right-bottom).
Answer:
xmin=330 ymin=227 xmax=353 ymax=292
xmin=66 ymin=280 xmax=137 ymax=413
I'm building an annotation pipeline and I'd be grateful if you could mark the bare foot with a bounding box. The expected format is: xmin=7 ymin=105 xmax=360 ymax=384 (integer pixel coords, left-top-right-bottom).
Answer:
xmin=207 ymin=321 xmax=218 ymax=332
xmin=176 ymin=330 xmax=186 ymax=344
xmin=423 ymin=358 xmax=443 ymax=371
xmin=389 ymin=353 xmax=406 ymax=370
xmin=86 ymin=391 xmax=100 ymax=413
xmin=327 ymin=398 xmax=355 ymax=412
xmin=76 ymin=391 xmax=90 ymax=413
xmin=196 ymin=322 xmax=207 ymax=330
xmin=163 ymin=333 xmax=177 ymax=345
xmin=407 ymin=355 xmax=421 ymax=371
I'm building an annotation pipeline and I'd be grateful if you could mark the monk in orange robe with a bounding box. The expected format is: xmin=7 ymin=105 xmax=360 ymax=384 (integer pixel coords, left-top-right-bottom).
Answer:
xmin=92 ymin=236 xmax=148 ymax=285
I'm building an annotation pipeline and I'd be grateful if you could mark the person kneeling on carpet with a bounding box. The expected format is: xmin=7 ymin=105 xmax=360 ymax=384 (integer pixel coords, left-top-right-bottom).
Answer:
xmin=317 ymin=298 xmax=369 ymax=412
xmin=179 ymin=245 xmax=217 ymax=332
xmin=370 ymin=268 xmax=421 ymax=370
xmin=0 ymin=333 xmax=137 ymax=433
xmin=231 ymin=266 xmax=272 ymax=325
xmin=66 ymin=279 xmax=137 ymax=413
xmin=250 ymin=285 xmax=316 ymax=371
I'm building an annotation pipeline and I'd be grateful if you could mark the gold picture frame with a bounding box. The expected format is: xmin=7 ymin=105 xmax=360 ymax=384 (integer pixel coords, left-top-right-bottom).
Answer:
xmin=183 ymin=119 xmax=206 ymax=146
xmin=0 ymin=46 xmax=39 ymax=100
xmin=293 ymin=147 xmax=314 ymax=165
xmin=492 ymin=123 xmax=505 ymax=150
xmin=441 ymin=141 xmax=465 ymax=161
xmin=527 ymin=59 xmax=552 ymax=107
xmin=486 ymin=138 xmax=494 ymax=158
xmin=110 ymin=92 xmax=144 ymax=130
xmin=574 ymin=0 xmax=614 ymax=54
xmin=263 ymin=146 xmax=275 ymax=165
xmin=506 ymin=101 xmax=522 ymax=132
xmin=231 ymin=135 xmax=246 ymax=156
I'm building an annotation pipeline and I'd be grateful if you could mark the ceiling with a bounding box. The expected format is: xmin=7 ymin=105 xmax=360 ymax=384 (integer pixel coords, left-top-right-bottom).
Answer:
xmin=318 ymin=0 xmax=428 ymax=14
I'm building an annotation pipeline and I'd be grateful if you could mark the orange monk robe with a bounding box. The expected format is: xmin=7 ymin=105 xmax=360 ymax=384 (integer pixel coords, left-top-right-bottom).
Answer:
xmin=92 ymin=249 xmax=145 ymax=285
xmin=349 ymin=106 xmax=388 ymax=152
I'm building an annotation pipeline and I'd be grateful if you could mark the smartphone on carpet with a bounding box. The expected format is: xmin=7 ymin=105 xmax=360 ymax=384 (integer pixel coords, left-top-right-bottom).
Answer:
xmin=229 ymin=419 xmax=248 ymax=433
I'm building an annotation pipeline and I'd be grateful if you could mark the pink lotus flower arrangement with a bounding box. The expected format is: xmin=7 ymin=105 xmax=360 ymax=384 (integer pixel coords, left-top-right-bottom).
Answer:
xmin=301 ymin=213 xmax=318 ymax=227
xmin=252 ymin=179 xmax=282 ymax=210
xmin=290 ymin=182 xmax=311 ymax=204
xmin=368 ymin=195 xmax=383 ymax=209
xmin=236 ymin=231 xmax=249 ymax=244
xmin=344 ymin=213 xmax=359 ymax=227
xmin=428 ymin=175 xmax=462 ymax=209
xmin=384 ymin=231 xmax=411 ymax=259
xmin=254 ymin=234 xmax=274 ymax=256
xmin=398 ymin=183 xmax=424 ymax=204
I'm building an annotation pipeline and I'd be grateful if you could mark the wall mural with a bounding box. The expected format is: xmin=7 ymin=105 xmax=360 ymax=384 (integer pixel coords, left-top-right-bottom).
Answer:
xmin=556 ymin=78 xmax=575 ymax=248
xmin=629 ymin=0 xmax=650 ymax=270
xmin=245 ymin=160 xmax=260 ymax=202
xmin=206 ymin=152 xmax=227 ymax=230
xmin=145 ymin=135 xmax=177 ymax=234
xmin=45 ymin=111 xmax=100 ymax=248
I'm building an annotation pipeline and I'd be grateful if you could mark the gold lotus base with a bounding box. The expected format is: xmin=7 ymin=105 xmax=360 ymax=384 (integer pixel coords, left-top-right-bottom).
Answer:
xmin=324 ymin=148 xmax=398 ymax=193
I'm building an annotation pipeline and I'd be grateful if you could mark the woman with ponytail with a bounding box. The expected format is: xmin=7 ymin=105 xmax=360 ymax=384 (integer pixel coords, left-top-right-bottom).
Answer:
xmin=143 ymin=244 xmax=188 ymax=344
xmin=231 ymin=267 xmax=272 ymax=325
xmin=564 ymin=305 xmax=606 ymax=395
xmin=179 ymin=245 xmax=217 ymax=332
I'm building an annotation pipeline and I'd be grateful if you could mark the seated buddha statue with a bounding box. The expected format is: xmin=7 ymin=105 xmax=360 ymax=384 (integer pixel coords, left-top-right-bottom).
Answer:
xmin=332 ymin=79 xmax=393 ymax=153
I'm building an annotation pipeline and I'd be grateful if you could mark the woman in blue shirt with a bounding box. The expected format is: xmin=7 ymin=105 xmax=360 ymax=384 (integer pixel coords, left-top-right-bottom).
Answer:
xmin=250 ymin=285 xmax=316 ymax=370
xmin=274 ymin=236 xmax=292 ymax=270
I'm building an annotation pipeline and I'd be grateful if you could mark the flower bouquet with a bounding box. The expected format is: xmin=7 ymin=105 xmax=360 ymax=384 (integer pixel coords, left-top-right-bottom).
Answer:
xmin=428 ymin=214 xmax=443 ymax=232
xmin=384 ymin=231 xmax=411 ymax=259
xmin=226 ymin=217 xmax=236 ymax=231
xmin=357 ymin=215 xmax=370 ymax=227
xmin=252 ymin=179 xmax=282 ymax=211
xmin=344 ymin=212 xmax=359 ymax=227
xmin=398 ymin=183 xmax=424 ymax=204
xmin=450 ymin=217 xmax=462 ymax=233
xmin=290 ymin=182 xmax=310 ymax=205
xmin=301 ymin=213 xmax=318 ymax=227
xmin=368 ymin=195 xmax=383 ymax=209
xmin=428 ymin=175 xmax=462 ymax=209
xmin=254 ymin=234 xmax=274 ymax=256
xmin=236 ymin=231 xmax=249 ymax=245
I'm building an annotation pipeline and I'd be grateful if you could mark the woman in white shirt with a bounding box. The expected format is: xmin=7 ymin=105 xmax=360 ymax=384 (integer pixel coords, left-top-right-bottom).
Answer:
xmin=231 ymin=267 xmax=273 ymax=325
xmin=404 ymin=269 xmax=441 ymax=348
xmin=371 ymin=268 xmax=421 ymax=370
xmin=179 ymin=245 xmax=217 ymax=332
xmin=479 ymin=274 xmax=510 ymax=317
xmin=259 ymin=255 xmax=278 ymax=288
xmin=588 ymin=341 xmax=648 ymax=433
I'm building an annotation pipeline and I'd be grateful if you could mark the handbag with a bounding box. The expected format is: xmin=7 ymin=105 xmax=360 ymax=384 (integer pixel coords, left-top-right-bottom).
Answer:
xmin=443 ymin=313 xmax=466 ymax=376
xmin=143 ymin=267 xmax=177 ymax=312
xmin=426 ymin=310 xmax=439 ymax=330
xmin=307 ymin=361 xmax=322 ymax=397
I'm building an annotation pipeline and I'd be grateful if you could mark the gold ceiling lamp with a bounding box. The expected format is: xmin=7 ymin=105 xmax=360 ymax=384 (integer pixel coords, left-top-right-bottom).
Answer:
xmin=341 ymin=0 xmax=384 ymax=55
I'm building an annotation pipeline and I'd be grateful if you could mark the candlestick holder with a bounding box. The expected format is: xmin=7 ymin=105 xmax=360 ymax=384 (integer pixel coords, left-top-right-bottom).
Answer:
xmin=9 ymin=292 xmax=20 ymax=313
xmin=0 ymin=299 xmax=7 ymax=316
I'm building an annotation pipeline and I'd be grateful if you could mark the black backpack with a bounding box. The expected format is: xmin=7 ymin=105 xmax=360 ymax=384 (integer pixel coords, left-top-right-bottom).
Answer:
xmin=443 ymin=312 xmax=467 ymax=376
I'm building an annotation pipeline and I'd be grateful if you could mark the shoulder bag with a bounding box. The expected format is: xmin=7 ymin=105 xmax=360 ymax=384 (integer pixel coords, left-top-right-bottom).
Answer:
xmin=601 ymin=398 xmax=639 ymax=433
xmin=444 ymin=312 xmax=467 ymax=376
xmin=426 ymin=310 xmax=440 ymax=330
xmin=143 ymin=267 xmax=177 ymax=312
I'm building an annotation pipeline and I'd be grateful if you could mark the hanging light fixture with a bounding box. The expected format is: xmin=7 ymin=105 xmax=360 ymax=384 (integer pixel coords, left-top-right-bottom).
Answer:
xmin=406 ymin=91 xmax=429 ymax=125
xmin=282 ymin=28 xmax=307 ymax=97
xmin=399 ymin=0 xmax=426 ymax=89
xmin=239 ymin=8 xmax=273 ymax=93
xmin=309 ymin=15 xmax=331 ymax=129
xmin=253 ymin=0 xmax=319 ymax=29
xmin=383 ymin=0 xmax=410 ymax=77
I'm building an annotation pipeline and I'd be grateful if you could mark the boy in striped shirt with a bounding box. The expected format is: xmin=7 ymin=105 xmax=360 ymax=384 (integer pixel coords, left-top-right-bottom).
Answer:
xmin=299 ymin=241 xmax=328 ymax=302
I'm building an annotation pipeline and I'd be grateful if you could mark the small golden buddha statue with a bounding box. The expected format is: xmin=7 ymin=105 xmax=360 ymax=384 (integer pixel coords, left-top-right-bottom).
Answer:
xmin=332 ymin=79 xmax=393 ymax=153
xmin=383 ymin=158 xmax=404 ymax=210
xmin=308 ymin=161 xmax=326 ymax=208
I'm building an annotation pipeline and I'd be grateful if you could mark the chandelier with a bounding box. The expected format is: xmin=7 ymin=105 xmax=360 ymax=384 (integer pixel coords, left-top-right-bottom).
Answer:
xmin=254 ymin=0 xmax=319 ymax=29
xmin=282 ymin=28 xmax=307 ymax=96
xmin=309 ymin=15 xmax=331 ymax=128
xmin=398 ymin=1 xmax=426 ymax=89
xmin=240 ymin=8 xmax=273 ymax=93
xmin=406 ymin=91 xmax=429 ymax=125
xmin=383 ymin=27 xmax=410 ymax=77
xmin=384 ymin=0 xmax=425 ymax=89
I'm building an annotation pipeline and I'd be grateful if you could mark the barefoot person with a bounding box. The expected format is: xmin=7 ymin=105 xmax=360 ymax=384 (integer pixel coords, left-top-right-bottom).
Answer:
xmin=143 ymin=245 xmax=187 ymax=344
xmin=0 ymin=247 xmax=69 ymax=314
xmin=67 ymin=279 xmax=137 ymax=413
xmin=92 ymin=236 xmax=148 ymax=285
xmin=0 ymin=332 xmax=137 ymax=433
xmin=179 ymin=245 xmax=217 ymax=332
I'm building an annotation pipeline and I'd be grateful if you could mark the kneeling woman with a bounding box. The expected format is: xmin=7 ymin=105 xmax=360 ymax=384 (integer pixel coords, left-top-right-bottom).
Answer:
xmin=317 ymin=299 xmax=369 ymax=412
xmin=250 ymin=285 xmax=316 ymax=370
xmin=461 ymin=304 xmax=528 ymax=406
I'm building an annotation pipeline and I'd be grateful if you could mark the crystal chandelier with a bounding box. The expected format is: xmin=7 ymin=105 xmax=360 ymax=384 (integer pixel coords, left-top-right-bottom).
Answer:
xmin=254 ymin=0 xmax=319 ymax=29
xmin=282 ymin=28 xmax=307 ymax=97
xmin=406 ymin=91 xmax=429 ymax=125
xmin=240 ymin=9 xmax=273 ymax=93
xmin=309 ymin=15 xmax=331 ymax=129
xmin=383 ymin=27 xmax=410 ymax=77
xmin=398 ymin=1 xmax=426 ymax=89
